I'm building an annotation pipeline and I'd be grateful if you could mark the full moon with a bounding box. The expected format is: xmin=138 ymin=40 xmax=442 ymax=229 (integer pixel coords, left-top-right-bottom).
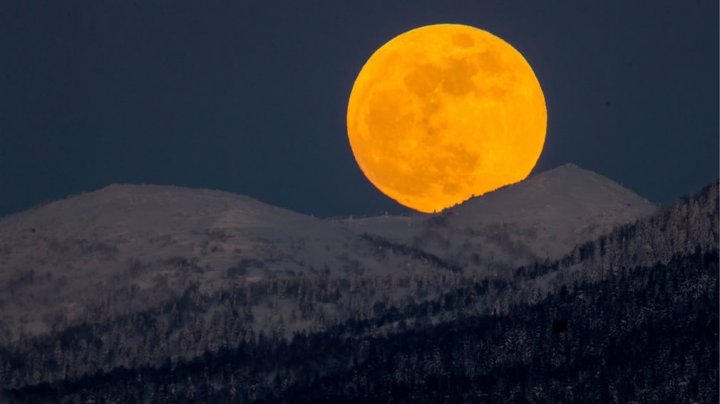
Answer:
xmin=347 ymin=24 xmax=547 ymax=213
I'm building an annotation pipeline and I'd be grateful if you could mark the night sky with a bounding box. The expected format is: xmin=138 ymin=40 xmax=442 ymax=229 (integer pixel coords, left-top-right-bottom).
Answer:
xmin=1 ymin=0 xmax=717 ymax=218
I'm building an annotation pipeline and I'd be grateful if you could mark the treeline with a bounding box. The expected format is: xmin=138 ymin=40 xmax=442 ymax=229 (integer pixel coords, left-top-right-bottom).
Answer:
xmin=6 ymin=250 xmax=718 ymax=403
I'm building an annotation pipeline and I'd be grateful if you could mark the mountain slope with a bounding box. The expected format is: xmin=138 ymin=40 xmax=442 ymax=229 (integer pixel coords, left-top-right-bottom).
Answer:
xmin=0 ymin=165 xmax=658 ymax=342
xmin=343 ymin=164 xmax=658 ymax=270
xmin=0 ymin=185 xmax=365 ymax=340
xmin=0 ymin=177 xmax=715 ymax=399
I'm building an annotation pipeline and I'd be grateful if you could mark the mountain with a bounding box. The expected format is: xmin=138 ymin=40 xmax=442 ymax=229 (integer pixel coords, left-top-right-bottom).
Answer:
xmin=0 ymin=184 xmax=342 ymax=339
xmin=3 ymin=164 xmax=716 ymax=402
xmin=343 ymin=164 xmax=657 ymax=270
xmin=0 ymin=165 xmax=656 ymax=342
xmin=1 ymin=177 xmax=716 ymax=403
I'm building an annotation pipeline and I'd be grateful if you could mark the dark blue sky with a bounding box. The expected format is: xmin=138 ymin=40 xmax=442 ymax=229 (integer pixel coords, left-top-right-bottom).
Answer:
xmin=1 ymin=0 xmax=717 ymax=218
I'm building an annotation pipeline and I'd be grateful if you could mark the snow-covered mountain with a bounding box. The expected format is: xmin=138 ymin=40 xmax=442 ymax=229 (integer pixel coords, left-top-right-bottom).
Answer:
xmin=1 ymin=178 xmax=715 ymax=403
xmin=342 ymin=164 xmax=657 ymax=271
xmin=0 ymin=185 xmax=379 ymax=339
xmin=0 ymin=164 xmax=657 ymax=341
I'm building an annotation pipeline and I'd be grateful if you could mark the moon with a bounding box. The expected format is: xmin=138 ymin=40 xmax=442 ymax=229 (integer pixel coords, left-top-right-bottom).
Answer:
xmin=347 ymin=24 xmax=547 ymax=213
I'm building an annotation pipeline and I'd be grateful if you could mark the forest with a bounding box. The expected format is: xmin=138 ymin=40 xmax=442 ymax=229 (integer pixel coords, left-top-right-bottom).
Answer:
xmin=5 ymin=250 xmax=717 ymax=403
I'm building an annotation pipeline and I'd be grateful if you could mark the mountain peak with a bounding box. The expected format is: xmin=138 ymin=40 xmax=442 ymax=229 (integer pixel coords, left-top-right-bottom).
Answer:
xmin=439 ymin=163 xmax=658 ymax=256
xmin=530 ymin=163 xmax=629 ymax=188
xmin=350 ymin=164 xmax=659 ymax=269
xmin=453 ymin=163 xmax=655 ymax=215
xmin=0 ymin=183 xmax=316 ymax=238
xmin=537 ymin=162 xmax=589 ymax=178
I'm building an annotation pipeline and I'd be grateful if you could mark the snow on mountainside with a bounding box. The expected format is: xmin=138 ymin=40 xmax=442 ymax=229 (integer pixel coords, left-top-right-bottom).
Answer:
xmin=0 ymin=184 xmax=342 ymax=271
xmin=343 ymin=164 xmax=658 ymax=271
xmin=0 ymin=185 xmax=353 ymax=339
xmin=1 ymin=180 xmax=715 ymax=400
xmin=0 ymin=184 xmax=464 ymax=340
xmin=0 ymin=165 xmax=657 ymax=341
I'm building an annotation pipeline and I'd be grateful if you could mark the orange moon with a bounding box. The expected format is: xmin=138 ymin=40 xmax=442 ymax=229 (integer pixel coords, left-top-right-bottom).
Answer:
xmin=346 ymin=24 xmax=547 ymax=213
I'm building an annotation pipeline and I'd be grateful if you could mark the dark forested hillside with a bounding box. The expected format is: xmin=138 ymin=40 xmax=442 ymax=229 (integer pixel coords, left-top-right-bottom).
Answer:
xmin=558 ymin=182 xmax=718 ymax=277
xmin=6 ymin=250 xmax=718 ymax=403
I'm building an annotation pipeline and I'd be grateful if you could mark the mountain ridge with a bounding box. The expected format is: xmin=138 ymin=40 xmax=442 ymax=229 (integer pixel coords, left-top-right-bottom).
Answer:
xmin=0 ymin=164 xmax=659 ymax=341
xmin=344 ymin=163 xmax=658 ymax=270
xmin=0 ymin=178 xmax=716 ymax=401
